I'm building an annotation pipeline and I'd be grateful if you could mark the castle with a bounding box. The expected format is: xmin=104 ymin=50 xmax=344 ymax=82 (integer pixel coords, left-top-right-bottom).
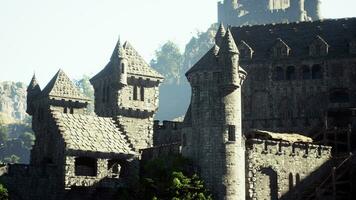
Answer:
xmin=1 ymin=11 xmax=356 ymax=200
xmin=218 ymin=0 xmax=321 ymax=26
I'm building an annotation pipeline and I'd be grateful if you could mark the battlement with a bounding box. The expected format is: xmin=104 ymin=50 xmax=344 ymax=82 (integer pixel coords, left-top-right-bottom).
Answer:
xmin=153 ymin=120 xmax=183 ymax=130
xmin=247 ymin=138 xmax=332 ymax=158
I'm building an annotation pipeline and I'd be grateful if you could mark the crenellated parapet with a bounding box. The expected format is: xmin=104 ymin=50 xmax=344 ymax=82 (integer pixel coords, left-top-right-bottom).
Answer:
xmin=247 ymin=138 xmax=332 ymax=159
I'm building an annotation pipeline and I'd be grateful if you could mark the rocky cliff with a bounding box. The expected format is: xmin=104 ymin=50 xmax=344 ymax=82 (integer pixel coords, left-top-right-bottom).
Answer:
xmin=0 ymin=81 xmax=28 ymax=123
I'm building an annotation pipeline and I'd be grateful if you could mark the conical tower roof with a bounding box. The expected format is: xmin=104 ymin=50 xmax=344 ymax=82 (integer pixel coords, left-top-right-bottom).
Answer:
xmin=41 ymin=69 xmax=90 ymax=102
xmin=220 ymin=28 xmax=239 ymax=54
xmin=215 ymin=23 xmax=226 ymax=45
xmin=27 ymin=74 xmax=41 ymax=93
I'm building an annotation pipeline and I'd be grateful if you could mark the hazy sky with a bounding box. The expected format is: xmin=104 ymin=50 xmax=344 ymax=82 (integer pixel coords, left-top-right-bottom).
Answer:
xmin=0 ymin=0 xmax=355 ymax=86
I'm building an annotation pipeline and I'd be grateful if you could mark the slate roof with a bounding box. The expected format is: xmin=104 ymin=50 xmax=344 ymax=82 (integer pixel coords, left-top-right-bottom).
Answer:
xmin=41 ymin=69 xmax=90 ymax=101
xmin=27 ymin=74 xmax=41 ymax=93
xmin=185 ymin=45 xmax=220 ymax=75
xmin=231 ymin=18 xmax=356 ymax=60
xmin=53 ymin=112 xmax=135 ymax=155
xmin=91 ymin=40 xmax=164 ymax=81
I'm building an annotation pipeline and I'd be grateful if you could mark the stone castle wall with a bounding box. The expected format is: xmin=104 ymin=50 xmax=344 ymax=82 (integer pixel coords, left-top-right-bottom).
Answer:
xmin=246 ymin=139 xmax=332 ymax=200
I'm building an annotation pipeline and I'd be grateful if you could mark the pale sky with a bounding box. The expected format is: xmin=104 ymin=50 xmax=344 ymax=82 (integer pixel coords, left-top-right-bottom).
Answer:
xmin=0 ymin=0 xmax=355 ymax=86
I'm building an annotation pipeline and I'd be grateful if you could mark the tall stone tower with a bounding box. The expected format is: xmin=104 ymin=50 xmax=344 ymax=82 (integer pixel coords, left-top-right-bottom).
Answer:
xmin=182 ymin=25 xmax=247 ymax=200
xmin=90 ymin=40 xmax=164 ymax=151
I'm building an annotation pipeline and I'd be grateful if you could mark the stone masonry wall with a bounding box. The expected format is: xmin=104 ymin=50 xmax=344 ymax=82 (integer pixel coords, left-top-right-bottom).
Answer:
xmin=246 ymin=139 xmax=332 ymax=200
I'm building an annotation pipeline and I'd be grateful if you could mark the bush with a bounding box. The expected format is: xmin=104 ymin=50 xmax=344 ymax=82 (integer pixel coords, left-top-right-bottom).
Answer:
xmin=0 ymin=184 xmax=9 ymax=200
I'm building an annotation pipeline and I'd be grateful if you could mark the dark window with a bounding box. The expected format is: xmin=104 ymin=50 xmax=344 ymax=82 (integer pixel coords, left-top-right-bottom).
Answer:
xmin=286 ymin=66 xmax=296 ymax=80
xmin=273 ymin=67 xmax=284 ymax=81
xmin=260 ymin=167 xmax=278 ymax=200
xmin=140 ymin=86 xmax=145 ymax=101
xmin=64 ymin=107 xmax=68 ymax=114
xmin=228 ymin=125 xmax=236 ymax=141
xmin=70 ymin=107 xmax=74 ymax=114
xmin=133 ymin=86 xmax=138 ymax=100
xmin=302 ymin=65 xmax=311 ymax=80
xmin=312 ymin=65 xmax=323 ymax=79
xmin=289 ymin=173 xmax=294 ymax=190
xmin=296 ymin=173 xmax=301 ymax=185
xmin=75 ymin=157 xmax=97 ymax=177
xmin=329 ymin=89 xmax=349 ymax=103
xmin=121 ymin=63 xmax=125 ymax=74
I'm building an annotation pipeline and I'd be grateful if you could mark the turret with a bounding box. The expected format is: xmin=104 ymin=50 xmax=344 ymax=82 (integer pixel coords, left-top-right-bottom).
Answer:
xmin=219 ymin=28 xmax=241 ymax=88
xmin=183 ymin=28 xmax=246 ymax=200
xmin=215 ymin=23 xmax=226 ymax=47
xmin=26 ymin=74 xmax=41 ymax=115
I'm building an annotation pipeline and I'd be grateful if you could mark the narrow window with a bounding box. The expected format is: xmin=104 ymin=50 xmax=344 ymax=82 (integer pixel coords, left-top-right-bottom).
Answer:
xmin=140 ymin=86 xmax=145 ymax=101
xmin=296 ymin=173 xmax=301 ymax=185
xmin=75 ymin=157 xmax=97 ymax=176
xmin=64 ymin=107 xmax=68 ymax=114
xmin=70 ymin=107 xmax=74 ymax=114
xmin=121 ymin=63 xmax=125 ymax=74
xmin=133 ymin=86 xmax=138 ymax=100
xmin=289 ymin=173 xmax=294 ymax=190
xmin=228 ymin=125 xmax=236 ymax=141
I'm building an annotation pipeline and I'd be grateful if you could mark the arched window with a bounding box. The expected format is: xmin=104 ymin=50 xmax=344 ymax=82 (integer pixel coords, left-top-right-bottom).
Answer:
xmin=133 ymin=86 xmax=138 ymax=100
xmin=260 ymin=167 xmax=278 ymax=200
xmin=289 ymin=173 xmax=294 ymax=190
xmin=296 ymin=173 xmax=301 ymax=185
xmin=286 ymin=66 xmax=296 ymax=80
xmin=273 ymin=67 xmax=284 ymax=81
xmin=312 ymin=64 xmax=323 ymax=79
xmin=302 ymin=65 xmax=311 ymax=80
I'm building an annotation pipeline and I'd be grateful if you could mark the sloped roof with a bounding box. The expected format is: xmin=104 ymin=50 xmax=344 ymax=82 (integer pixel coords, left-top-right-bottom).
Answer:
xmin=185 ymin=45 xmax=220 ymax=75
xmin=231 ymin=18 xmax=356 ymax=60
xmin=91 ymin=41 xmax=164 ymax=81
xmin=41 ymin=69 xmax=90 ymax=101
xmin=27 ymin=74 xmax=41 ymax=93
xmin=53 ymin=112 xmax=135 ymax=155
xmin=246 ymin=129 xmax=313 ymax=143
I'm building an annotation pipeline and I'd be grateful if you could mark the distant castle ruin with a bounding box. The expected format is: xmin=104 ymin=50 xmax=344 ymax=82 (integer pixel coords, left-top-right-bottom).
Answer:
xmin=218 ymin=0 xmax=321 ymax=26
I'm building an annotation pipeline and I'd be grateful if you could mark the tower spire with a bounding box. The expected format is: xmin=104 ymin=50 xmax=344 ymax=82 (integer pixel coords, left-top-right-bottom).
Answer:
xmin=215 ymin=23 xmax=226 ymax=46
xmin=220 ymin=28 xmax=239 ymax=54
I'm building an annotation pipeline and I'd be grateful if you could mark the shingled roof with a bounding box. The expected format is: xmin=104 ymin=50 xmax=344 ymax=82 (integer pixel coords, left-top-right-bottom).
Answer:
xmin=231 ymin=18 xmax=356 ymax=60
xmin=53 ymin=112 xmax=135 ymax=155
xmin=91 ymin=40 xmax=164 ymax=81
xmin=186 ymin=45 xmax=220 ymax=75
xmin=41 ymin=69 xmax=90 ymax=102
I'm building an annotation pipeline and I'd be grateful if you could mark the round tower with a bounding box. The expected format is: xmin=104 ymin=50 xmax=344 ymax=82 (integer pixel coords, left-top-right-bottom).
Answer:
xmin=183 ymin=27 xmax=247 ymax=200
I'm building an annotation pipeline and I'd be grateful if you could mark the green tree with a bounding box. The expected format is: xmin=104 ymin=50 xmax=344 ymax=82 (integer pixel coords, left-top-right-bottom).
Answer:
xmin=138 ymin=155 xmax=212 ymax=200
xmin=0 ymin=184 xmax=9 ymax=200
xmin=150 ymin=41 xmax=184 ymax=85
xmin=18 ymin=132 xmax=35 ymax=150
